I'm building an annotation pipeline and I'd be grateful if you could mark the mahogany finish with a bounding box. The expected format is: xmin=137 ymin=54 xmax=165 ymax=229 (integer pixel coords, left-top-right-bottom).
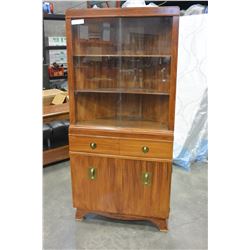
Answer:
xmin=66 ymin=7 xmax=179 ymax=231
xmin=69 ymin=124 xmax=174 ymax=141
xmin=69 ymin=135 xmax=173 ymax=159
xmin=70 ymin=154 xmax=171 ymax=226
xmin=119 ymin=138 xmax=173 ymax=159
xmin=66 ymin=7 xmax=179 ymax=18
xmin=69 ymin=135 xmax=120 ymax=155
xmin=75 ymin=209 xmax=168 ymax=232
xmin=70 ymin=151 xmax=172 ymax=163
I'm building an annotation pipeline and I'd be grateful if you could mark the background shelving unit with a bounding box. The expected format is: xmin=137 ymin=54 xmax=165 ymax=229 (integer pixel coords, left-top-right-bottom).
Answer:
xmin=43 ymin=13 xmax=68 ymax=83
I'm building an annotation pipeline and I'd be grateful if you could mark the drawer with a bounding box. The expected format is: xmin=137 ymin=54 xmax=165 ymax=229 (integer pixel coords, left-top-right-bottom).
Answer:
xmin=120 ymin=139 xmax=173 ymax=159
xmin=69 ymin=135 xmax=119 ymax=155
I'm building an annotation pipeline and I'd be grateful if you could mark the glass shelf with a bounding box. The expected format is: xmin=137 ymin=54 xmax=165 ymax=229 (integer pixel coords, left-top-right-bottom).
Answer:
xmin=73 ymin=54 xmax=171 ymax=58
xmin=74 ymin=88 xmax=170 ymax=96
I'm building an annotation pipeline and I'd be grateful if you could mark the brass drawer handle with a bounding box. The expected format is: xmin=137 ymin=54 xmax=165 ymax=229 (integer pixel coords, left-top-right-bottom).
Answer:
xmin=88 ymin=167 xmax=96 ymax=180
xmin=142 ymin=146 xmax=149 ymax=153
xmin=142 ymin=172 xmax=151 ymax=185
xmin=90 ymin=142 xmax=97 ymax=150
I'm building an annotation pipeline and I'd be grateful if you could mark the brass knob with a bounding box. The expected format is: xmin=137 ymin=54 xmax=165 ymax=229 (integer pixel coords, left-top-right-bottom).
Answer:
xmin=90 ymin=142 xmax=97 ymax=150
xmin=142 ymin=146 xmax=149 ymax=153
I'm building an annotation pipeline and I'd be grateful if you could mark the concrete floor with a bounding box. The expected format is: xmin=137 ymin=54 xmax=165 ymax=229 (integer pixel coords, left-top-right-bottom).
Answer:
xmin=43 ymin=160 xmax=207 ymax=250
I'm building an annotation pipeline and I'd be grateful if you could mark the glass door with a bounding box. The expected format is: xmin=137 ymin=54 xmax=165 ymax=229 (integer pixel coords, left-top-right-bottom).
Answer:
xmin=71 ymin=16 xmax=172 ymax=130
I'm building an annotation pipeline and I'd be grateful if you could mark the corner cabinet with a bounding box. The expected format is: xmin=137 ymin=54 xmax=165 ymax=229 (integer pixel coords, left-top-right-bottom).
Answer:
xmin=66 ymin=7 xmax=179 ymax=232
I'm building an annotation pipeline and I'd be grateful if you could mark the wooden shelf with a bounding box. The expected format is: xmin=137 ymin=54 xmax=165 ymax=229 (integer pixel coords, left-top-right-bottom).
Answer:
xmin=76 ymin=119 xmax=168 ymax=131
xmin=73 ymin=54 xmax=171 ymax=58
xmin=75 ymin=88 xmax=169 ymax=96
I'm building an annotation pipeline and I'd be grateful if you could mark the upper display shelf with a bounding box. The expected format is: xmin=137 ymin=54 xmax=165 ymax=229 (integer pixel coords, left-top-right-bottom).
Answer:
xmin=71 ymin=16 xmax=173 ymax=56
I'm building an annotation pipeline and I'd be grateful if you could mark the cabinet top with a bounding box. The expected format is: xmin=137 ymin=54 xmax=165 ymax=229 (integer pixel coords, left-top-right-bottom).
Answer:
xmin=66 ymin=6 xmax=180 ymax=18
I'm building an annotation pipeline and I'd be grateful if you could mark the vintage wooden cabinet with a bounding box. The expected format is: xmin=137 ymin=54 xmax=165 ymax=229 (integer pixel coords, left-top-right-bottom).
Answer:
xmin=66 ymin=6 xmax=179 ymax=231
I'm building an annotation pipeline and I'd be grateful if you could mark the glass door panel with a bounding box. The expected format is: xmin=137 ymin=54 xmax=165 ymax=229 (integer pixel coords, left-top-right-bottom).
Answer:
xmin=74 ymin=56 xmax=118 ymax=90
xmin=73 ymin=56 xmax=170 ymax=92
xmin=120 ymin=17 xmax=172 ymax=56
xmin=72 ymin=16 xmax=172 ymax=130
xmin=71 ymin=16 xmax=172 ymax=56
xmin=72 ymin=18 xmax=119 ymax=56
xmin=75 ymin=92 xmax=169 ymax=130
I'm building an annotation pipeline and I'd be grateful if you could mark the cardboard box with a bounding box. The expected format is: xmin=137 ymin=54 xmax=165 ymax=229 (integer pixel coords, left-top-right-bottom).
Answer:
xmin=52 ymin=92 xmax=68 ymax=105
xmin=43 ymin=89 xmax=65 ymax=107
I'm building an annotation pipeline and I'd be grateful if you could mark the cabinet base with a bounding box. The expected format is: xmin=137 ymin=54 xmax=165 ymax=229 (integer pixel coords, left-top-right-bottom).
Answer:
xmin=75 ymin=208 xmax=168 ymax=232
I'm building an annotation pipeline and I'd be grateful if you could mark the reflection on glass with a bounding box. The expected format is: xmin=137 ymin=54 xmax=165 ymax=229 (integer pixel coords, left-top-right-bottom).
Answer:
xmin=75 ymin=93 xmax=168 ymax=130
xmin=72 ymin=17 xmax=172 ymax=55
xmin=71 ymin=16 xmax=172 ymax=130
xmin=74 ymin=56 xmax=170 ymax=92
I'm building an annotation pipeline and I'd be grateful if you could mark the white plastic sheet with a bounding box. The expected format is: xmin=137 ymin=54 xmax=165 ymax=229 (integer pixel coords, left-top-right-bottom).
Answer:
xmin=173 ymin=14 xmax=208 ymax=170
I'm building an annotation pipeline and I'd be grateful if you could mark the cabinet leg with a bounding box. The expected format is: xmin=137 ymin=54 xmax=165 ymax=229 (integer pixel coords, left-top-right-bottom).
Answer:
xmin=75 ymin=208 xmax=86 ymax=221
xmin=150 ymin=218 xmax=168 ymax=232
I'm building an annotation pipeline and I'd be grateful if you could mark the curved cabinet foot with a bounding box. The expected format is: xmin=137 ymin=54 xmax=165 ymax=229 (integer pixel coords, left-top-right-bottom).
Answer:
xmin=149 ymin=218 xmax=168 ymax=232
xmin=74 ymin=208 xmax=168 ymax=232
xmin=75 ymin=208 xmax=87 ymax=221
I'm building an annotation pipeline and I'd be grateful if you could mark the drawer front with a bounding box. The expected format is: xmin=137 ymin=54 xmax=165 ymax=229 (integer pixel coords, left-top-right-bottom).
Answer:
xmin=120 ymin=139 xmax=173 ymax=159
xmin=69 ymin=135 xmax=119 ymax=155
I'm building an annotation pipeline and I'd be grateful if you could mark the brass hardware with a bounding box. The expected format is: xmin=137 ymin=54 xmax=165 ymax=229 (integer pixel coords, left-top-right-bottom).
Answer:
xmin=88 ymin=167 xmax=96 ymax=180
xmin=142 ymin=146 xmax=149 ymax=153
xmin=90 ymin=142 xmax=97 ymax=150
xmin=142 ymin=172 xmax=151 ymax=185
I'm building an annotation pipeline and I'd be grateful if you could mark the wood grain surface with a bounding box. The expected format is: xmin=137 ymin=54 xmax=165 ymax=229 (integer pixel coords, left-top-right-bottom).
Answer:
xmin=66 ymin=7 xmax=179 ymax=231
xmin=120 ymin=138 xmax=173 ymax=159
xmin=69 ymin=135 xmax=119 ymax=155
xmin=75 ymin=208 xmax=168 ymax=231
xmin=70 ymin=154 xmax=171 ymax=219
xmin=66 ymin=7 xmax=180 ymax=18
xmin=69 ymin=135 xmax=173 ymax=160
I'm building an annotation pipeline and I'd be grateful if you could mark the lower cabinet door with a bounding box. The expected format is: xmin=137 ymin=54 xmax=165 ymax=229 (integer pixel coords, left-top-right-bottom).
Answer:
xmin=119 ymin=159 xmax=171 ymax=219
xmin=70 ymin=153 xmax=122 ymax=214
xmin=70 ymin=153 xmax=171 ymax=219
